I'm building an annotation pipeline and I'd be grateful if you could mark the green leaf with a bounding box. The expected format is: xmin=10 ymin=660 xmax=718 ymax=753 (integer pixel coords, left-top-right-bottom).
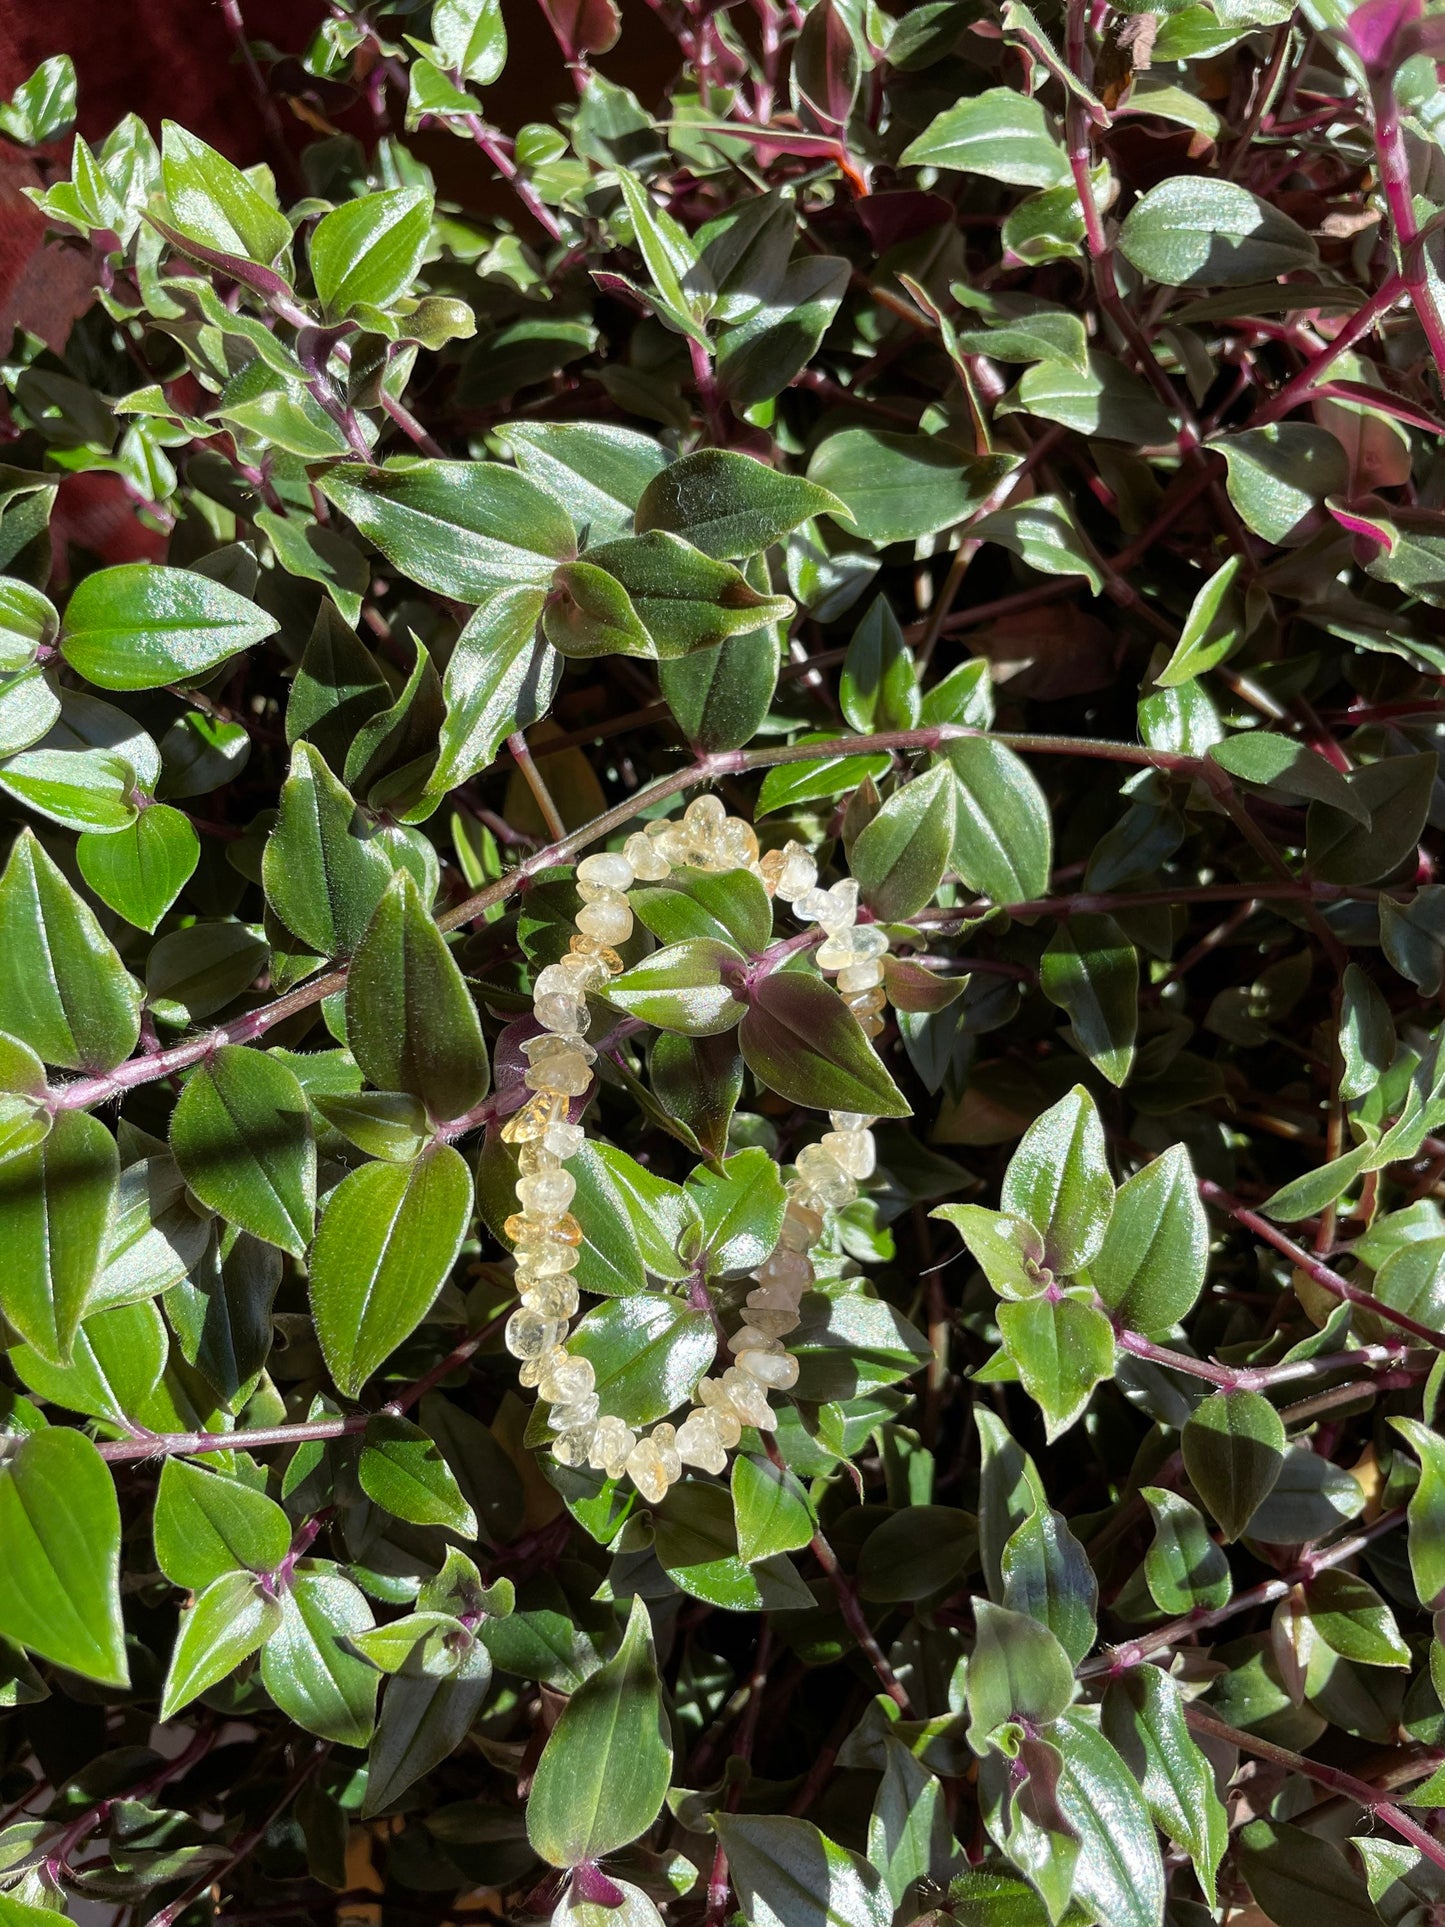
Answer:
xmin=76 ymin=806 xmax=198 ymax=933
xmin=553 ymin=1139 xmax=697 ymax=1296
xmin=1140 ymin=1487 xmax=1233 ymax=1610
xmin=1217 ymin=425 xmax=1349 ymax=544
xmin=932 ymin=1204 xmax=1049 ymax=1300
xmin=688 ymin=1147 xmax=787 ymax=1276
xmin=1389 ymin=1419 xmax=1445 ymax=1607
xmin=579 ymin=531 xmax=791 ymax=657
xmin=650 ymin=1031 xmax=743 ymax=1161
xmin=431 ymin=0 xmax=507 ymax=80
xmin=756 ymin=744 xmax=892 ymax=816
xmin=428 ymin=584 xmax=556 ymax=797
xmin=657 ymin=621 xmax=779 ymax=754
xmin=940 ymin=737 xmax=1052 ymax=905
xmin=1001 ymin=1084 xmax=1113 ymax=1274
xmin=311 ymin=1145 xmax=473 ymax=1399
xmin=311 ymin=187 xmax=433 ymax=318
xmin=717 ymin=254 xmax=851 ymax=408
xmin=868 ymin=1738 xmax=953 ymax=1912
xmin=998 ymin=1291 xmax=1116 ymax=1440
xmin=740 ymin=971 xmax=910 ymax=1117
xmin=901 ymin=87 xmax=1071 ymax=187
xmin=731 ymin=1452 xmax=815 ymax=1563
xmin=261 ymin=1563 xmax=378 ymax=1747
xmin=653 ymin=1480 xmax=815 ymax=1609
xmin=161 ymin=121 xmax=292 ymax=266
xmin=568 ymin=1295 xmax=716 ymax=1427
xmin=0 ymin=54 xmax=77 ymax=145
xmin=13 ymin=1297 xmax=167 ymax=1428
xmin=0 ymin=745 xmax=138 ymax=835
xmin=0 ymin=829 xmax=141 ymax=1070
xmin=1182 ymin=1388 xmax=1285 ymax=1541
xmin=153 ymin=1457 xmax=292 ymax=1589
xmin=851 ymin=767 xmax=954 ymax=921
xmin=606 ymin=937 xmax=746 ymax=1036
xmin=1210 ymin=730 xmax=1370 ymax=819
xmin=967 ymin=1597 xmax=1075 ymax=1742
xmin=543 ymin=561 xmax=655 ymax=660
xmin=320 ymin=461 xmax=576 ymax=602
xmin=1236 ymin=1820 xmax=1379 ymax=1927
xmin=1381 ymin=886 xmax=1445 ymax=995
xmin=359 ymin=1412 xmax=479 ymax=1535
xmin=1039 ymin=913 xmax=1138 ymax=1087
xmin=713 ymin=1814 xmax=892 ymax=1927
xmin=0 ymin=665 xmax=61 ymax=758
xmin=1119 ymin=176 xmax=1318 ymax=286
xmin=1001 ymin=1493 xmax=1097 ymax=1665
xmin=0 ymin=1429 xmax=128 ymax=1686
xmin=858 ymin=1504 xmax=978 ymax=1602
xmin=806 ymin=430 xmax=1018 ymax=544
xmin=1092 ymin=1143 xmax=1208 ymax=1334
xmin=1304 ymin=1569 xmax=1410 ymax=1666
xmin=635 ymin=450 xmax=847 ymax=559
xmin=0 ymin=1109 xmax=118 ymax=1365
xmin=161 ymin=1569 xmax=281 ymax=1719
xmin=1005 ymin=352 xmax=1179 ymax=445
xmin=1333 ymin=964 xmax=1393 ymax=1104
xmin=1156 ymin=555 xmax=1246 ymax=686
xmin=170 ymin=1046 xmax=316 ymax=1259
xmin=527 ymin=1595 xmax=672 ymax=1867
xmin=951 ymin=285 xmax=1090 ymax=373
xmin=61 ymin=563 xmax=278 ymax=690
xmin=632 ymin=866 xmax=773 ymax=955
xmin=615 ymin=167 xmax=713 ymax=339
xmin=363 ymin=1661 xmax=492 ymax=1817
xmin=497 ymin=422 xmax=668 ymax=544
xmin=840 ymin=597 xmax=920 ymax=734
xmin=346 ymin=871 xmax=488 ymax=1123
xmin=263 ymin=744 xmax=393 ymax=959
xmin=1307 ymin=753 xmax=1437 ymax=886
xmin=0 ymin=579 xmax=57 ymax=670
xmin=1054 ymin=1712 xmax=1166 ymax=1927
xmin=1102 ymin=1662 xmax=1226 ymax=1905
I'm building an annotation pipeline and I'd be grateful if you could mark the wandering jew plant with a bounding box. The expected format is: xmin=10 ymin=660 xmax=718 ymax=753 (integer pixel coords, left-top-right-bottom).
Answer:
xmin=6 ymin=0 xmax=1445 ymax=1920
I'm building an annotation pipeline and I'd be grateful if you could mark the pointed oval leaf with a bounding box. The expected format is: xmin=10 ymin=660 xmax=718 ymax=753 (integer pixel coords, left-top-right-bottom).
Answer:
xmin=0 ymin=1428 xmax=128 ymax=1686
xmin=942 ymin=737 xmax=1053 ymax=905
xmin=263 ymin=743 xmax=393 ymax=959
xmin=0 ymin=1107 xmax=118 ymax=1365
xmin=635 ymin=449 xmax=848 ymax=559
xmin=61 ymin=563 xmax=278 ymax=690
xmin=1092 ymin=1143 xmax=1209 ymax=1334
xmin=153 ymin=1457 xmax=293 ymax=1591
xmin=1182 ymin=1388 xmax=1286 ymax=1541
xmin=161 ymin=1570 xmax=281 ymax=1719
xmin=170 ymin=1045 xmax=316 ymax=1259
xmin=0 ymin=829 xmax=141 ymax=1070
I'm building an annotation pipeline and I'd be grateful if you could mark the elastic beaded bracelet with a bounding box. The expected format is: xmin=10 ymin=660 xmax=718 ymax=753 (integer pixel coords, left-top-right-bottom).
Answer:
xmin=498 ymin=793 xmax=895 ymax=1504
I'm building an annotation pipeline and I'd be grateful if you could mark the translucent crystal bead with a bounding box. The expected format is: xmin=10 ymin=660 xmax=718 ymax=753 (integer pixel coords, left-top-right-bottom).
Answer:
xmin=838 ymin=958 xmax=886 ymax=994
xmin=737 ymin=1348 xmax=800 ymax=1390
xmin=578 ymin=850 xmax=635 ymax=892
xmin=651 ymin=1421 xmax=682 ymax=1485
xmin=514 ymin=1249 xmax=580 ymax=1285
xmin=551 ymin=1422 xmax=598 ymax=1467
xmin=795 ymin=879 xmax=858 ymax=933
xmin=675 ymin=1408 xmax=728 ymax=1474
xmin=548 ymin=1392 xmax=600 ymax=1435
xmin=505 ymin=1309 xmax=564 ymax=1360
xmin=537 ymin=1352 xmax=596 ymax=1406
xmin=654 ymin=822 xmax=696 ymax=866
xmin=694 ymin=1379 xmax=744 ymax=1446
xmin=779 ymin=1203 xmax=824 ymax=1251
xmin=758 ymin=848 xmax=787 ymax=896
xmin=624 ymin=830 xmax=671 ymax=881
xmin=520 ymin=1343 xmax=568 ymax=1389
xmin=516 ymin=1168 xmax=576 ymax=1215
xmin=739 ymin=1304 xmax=800 ymax=1338
xmin=589 ymin=1415 xmax=636 ymax=1478
xmin=716 ymin=818 xmax=760 ymax=870
xmin=576 ymin=892 xmax=634 ymax=945
xmin=543 ymin=1116 xmax=586 ymax=1161
xmin=849 ymin=985 xmax=888 ymax=1014
xmin=684 ymin=795 xmax=727 ymax=838
xmin=822 ymin=1127 xmax=876 ymax=1180
xmin=731 ymin=1324 xmax=784 ymax=1354
xmin=795 ymin=1142 xmax=858 ymax=1208
xmin=830 ymin=1112 xmax=876 ymax=1133
xmin=501 ymin=1091 xmax=566 ymax=1144
xmin=522 ymin=1039 xmax=595 ymax=1098
xmin=775 ymin=842 xmax=818 ymax=903
xmin=756 ymin=1247 xmax=813 ymax=1292
xmin=504 ymin=1210 xmax=583 ymax=1247
xmin=816 ymin=925 xmax=890 ymax=970
xmin=520 ymin=1278 xmax=579 ymax=1319
xmin=517 ymin=1142 xmax=562 ymax=1177
xmin=626 ymin=1436 xmax=672 ymax=1504
xmin=720 ymin=1366 xmax=776 ymax=1430
xmin=568 ymin=934 xmax=625 ymax=976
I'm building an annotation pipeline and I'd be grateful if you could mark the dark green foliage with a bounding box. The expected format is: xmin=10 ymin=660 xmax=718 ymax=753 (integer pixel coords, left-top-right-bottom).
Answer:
xmin=3 ymin=5 xmax=1445 ymax=1925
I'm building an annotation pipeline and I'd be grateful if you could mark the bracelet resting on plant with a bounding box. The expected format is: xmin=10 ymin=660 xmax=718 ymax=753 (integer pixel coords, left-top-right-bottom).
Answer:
xmin=500 ymin=793 xmax=896 ymax=1500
